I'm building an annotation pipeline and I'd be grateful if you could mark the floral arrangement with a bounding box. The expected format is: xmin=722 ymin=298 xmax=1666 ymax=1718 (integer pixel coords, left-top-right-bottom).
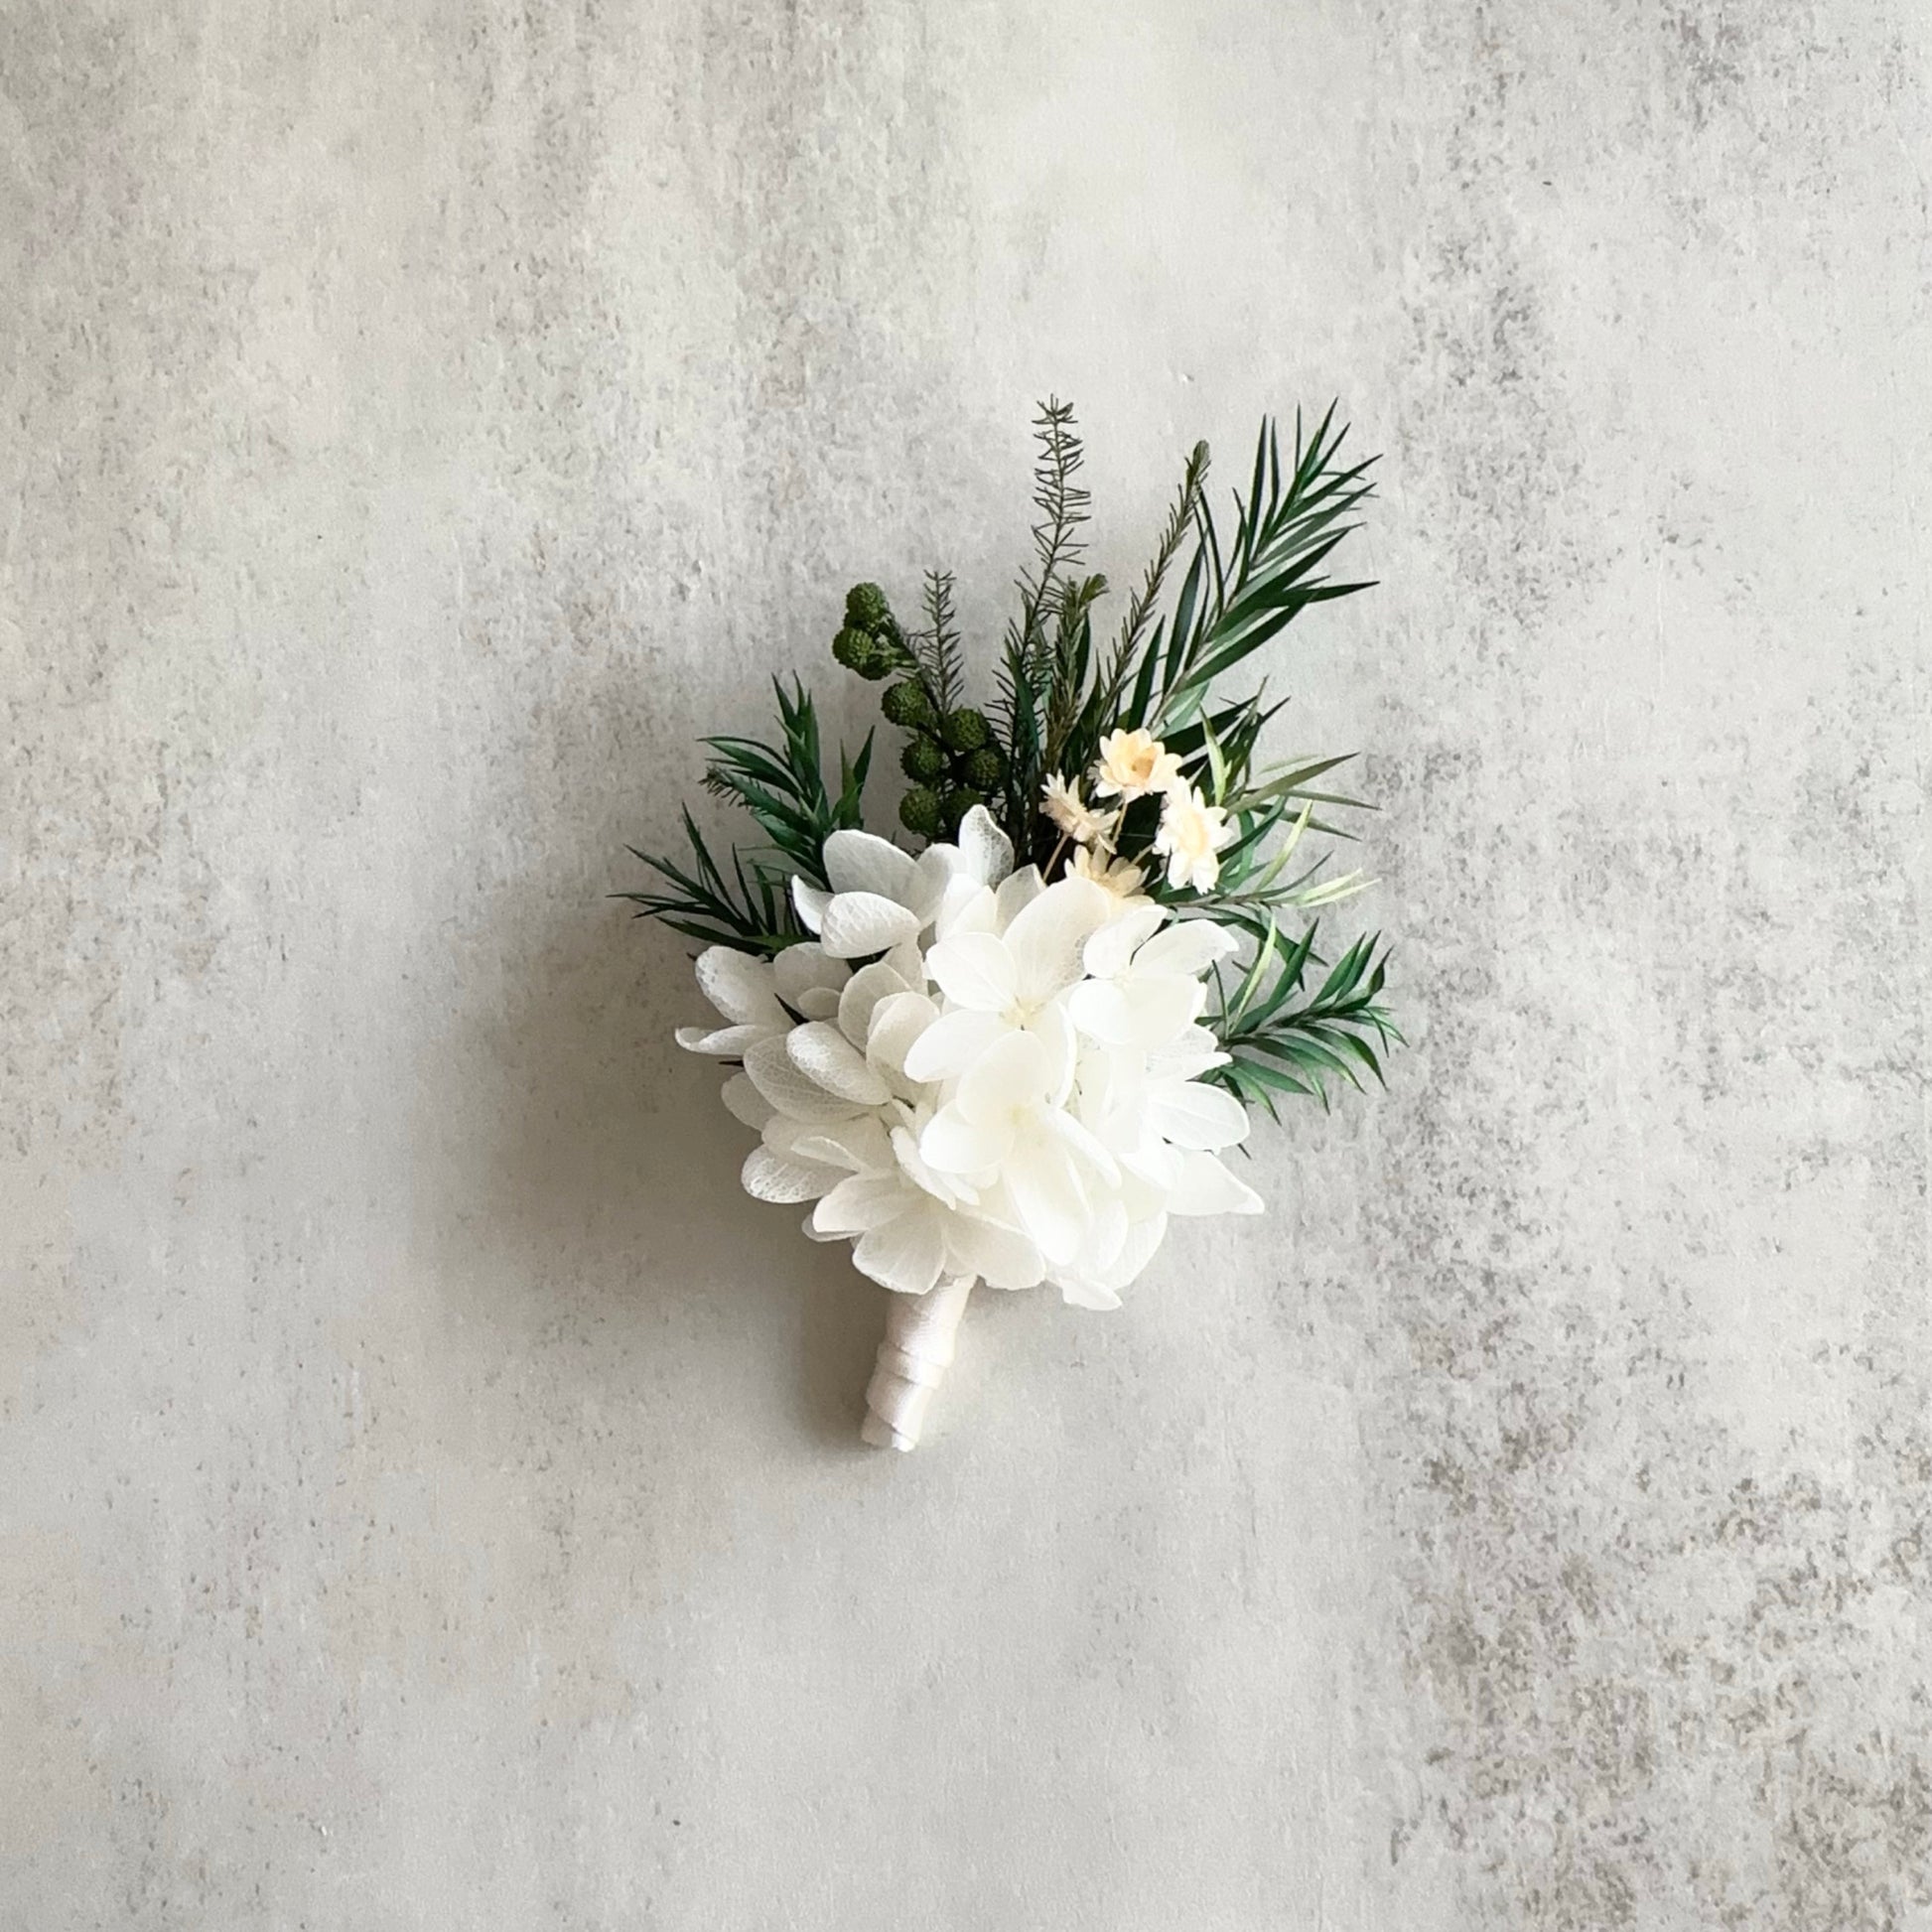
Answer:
xmin=625 ymin=402 xmax=1401 ymax=1449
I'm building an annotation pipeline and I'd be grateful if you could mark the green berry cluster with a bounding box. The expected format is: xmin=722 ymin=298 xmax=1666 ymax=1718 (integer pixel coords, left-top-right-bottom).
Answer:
xmin=831 ymin=583 xmax=913 ymax=683
xmin=894 ymin=698 xmax=1003 ymax=837
xmin=832 ymin=584 xmax=1007 ymax=841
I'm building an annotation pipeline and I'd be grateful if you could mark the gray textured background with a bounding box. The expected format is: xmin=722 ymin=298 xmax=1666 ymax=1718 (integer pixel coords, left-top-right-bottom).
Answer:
xmin=4 ymin=3 xmax=1929 ymax=1927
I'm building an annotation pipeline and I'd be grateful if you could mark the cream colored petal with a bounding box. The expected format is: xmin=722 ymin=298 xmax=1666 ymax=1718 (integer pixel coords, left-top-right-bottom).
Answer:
xmin=1004 ymin=877 xmax=1114 ymax=1004
xmin=1082 ymin=904 xmax=1165 ymax=980
xmin=932 ymin=876 xmax=998 ymax=942
xmin=901 ymin=1008 xmax=1009 ymax=1085
xmin=1003 ymin=1143 xmax=1092 ymax=1266
xmin=812 ymin=1173 xmax=911 ymax=1235
xmin=864 ymin=990 xmax=942 ymax=1077
xmin=883 ymin=936 xmax=929 ymax=988
xmin=926 ymin=930 xmax=1018 ymax=1014
xmin=772 ymin=941 xmax=850 ymax=1007
xmin=790 ymin=1115 xmax=896 ymax=1175
xmin=791 ymin=878 xmax=831 ymax=934
xmin=1146 ymin=1025 xmax=1230 ymax=1082
xmin=1057 ymin=1275 xmax=1123 ymax=1311
xmin=994 ymin=865 xmax=1045 ymax=928
xmin=1037 ymin=1104 xmax=1122 ymax=1190
xmin=1135 ymin=918 xmax=1239 ymax=978
xmin=907 ymin=845 xmax=960 ymax=923
xmin=1066 ymin=974 xmax=1203 ymax=1049
xmin=945 ymin=1211 xmax=1045 ymax=1291
xmin=675 ymin=1023 xmax=770 ymax=1057
xmin=919 ymin=1104 xmax=1010 ymax=1176
xmin=955 ymin=1029 xmax=1053 ymax=1121
xmin=1146 ymin=1078 xmax=1250 ymax=1152
xmin=852 ymin=1212 xmax=948 ymax=1296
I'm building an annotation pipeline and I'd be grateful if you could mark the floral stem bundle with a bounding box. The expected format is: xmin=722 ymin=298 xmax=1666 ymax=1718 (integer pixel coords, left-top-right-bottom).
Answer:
xmin=624 ymin=401 xmax=1402 ymax=1449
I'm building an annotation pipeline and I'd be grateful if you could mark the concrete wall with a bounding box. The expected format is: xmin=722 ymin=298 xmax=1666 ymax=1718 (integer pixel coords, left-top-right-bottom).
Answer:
xmin=5 ymin=3 xmax=1928 ymax=1926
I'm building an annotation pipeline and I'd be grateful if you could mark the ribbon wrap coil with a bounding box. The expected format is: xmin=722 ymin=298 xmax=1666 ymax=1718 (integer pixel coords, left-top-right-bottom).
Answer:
xmin=860 ymin=1277 xmax=973 ymax=1450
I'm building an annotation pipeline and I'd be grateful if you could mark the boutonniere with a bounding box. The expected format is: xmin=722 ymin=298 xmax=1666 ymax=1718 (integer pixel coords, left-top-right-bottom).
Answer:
xmin=626 ymin=402 xmax=1401 ymax=1449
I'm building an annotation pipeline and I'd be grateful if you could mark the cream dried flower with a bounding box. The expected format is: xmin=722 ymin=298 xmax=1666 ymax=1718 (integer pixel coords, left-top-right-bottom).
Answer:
xmin=1039 ymin=771 xmax=1116 ymax=847
xmin=1153 ymin=782 xmax=1237 ymax=893
xmin=1092 ymin=728 xmax=1184 ymax=801
xmin=1070 ymin=845 xmax=1152 ymax=905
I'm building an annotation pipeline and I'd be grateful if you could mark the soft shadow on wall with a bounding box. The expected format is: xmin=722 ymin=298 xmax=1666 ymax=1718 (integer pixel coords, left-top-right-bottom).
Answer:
xmin=405 ymin=663 xmax=887 ymax=1453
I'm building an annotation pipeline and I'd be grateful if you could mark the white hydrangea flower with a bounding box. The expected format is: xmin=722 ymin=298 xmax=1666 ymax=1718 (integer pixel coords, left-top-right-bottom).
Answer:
xmin=790 ymin=813 xmax=1014 ymax=958
xmin=903 ymin=874 xmax=1114 ymax=1084
xmin=806 ymin=1111 xmax=1045 ymax=1295
xmin=1052 ymin=917 xmax=1260 ymax=1307
xmin=1072 ymin=1025 xmax=1259 ymax=1216
xmin=675 ymin=803 xmax=1261 ymax=1322
xmin=918 ymin=1026 xmax=1121 ymax=1269
xmin=1070 ymin=905 xmax=1230 ymax=1048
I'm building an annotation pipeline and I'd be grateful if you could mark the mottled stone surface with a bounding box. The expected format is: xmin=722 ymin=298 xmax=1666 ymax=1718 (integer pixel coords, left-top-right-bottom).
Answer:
xmin=4 ymin=3 xmax=1929 ymax=1926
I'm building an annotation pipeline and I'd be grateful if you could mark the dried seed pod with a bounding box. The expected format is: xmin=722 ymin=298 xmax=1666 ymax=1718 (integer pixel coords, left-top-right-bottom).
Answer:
xmin=900 ymin=737 xmax=946 ymax=782
xmin=938 ymin=707 xmax=990 ymax=753
xmin=960 ymin=745 xmax=1006 ymax=791
xmin=844 ymin=582 xmax=892 ymax=632
xmin=898 ymin=785 xmax=944 ymax=838
xmin=832 ymin=625 xmax=889 ymax=679
xmin=882 ymin=679 xmax=936 ymax=729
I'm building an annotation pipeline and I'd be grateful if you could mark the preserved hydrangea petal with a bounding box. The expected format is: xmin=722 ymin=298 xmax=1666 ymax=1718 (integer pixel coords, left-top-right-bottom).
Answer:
xmin=675 ymin=1022 xmax=775 ymax=1057
xmin=1167 ymin=1151 xmax=1264 ymax=1216
xmin=836 ymin=960 xmax=914 ymax=1047
xmin=1145 ymin=1079 xmax=1250 ymax=1152
xmin=743 ymin=1035 xmax=869 ymax=1125
xmin=743 ymin=1145 xmax=845 ymax=1203
xmin=786 ymin=1021 xmax=892 ymax=1106
xmin=721 ymin=1072 xmax=775 ymax=1130
xmin=695 ymin=945 xmax=787 ymax=1027
xmin=954 ymin=803 xmax=1014 ymax=887
xmin=772 ymin=942 xmax=849 ymax=1010
xmin=818 ymin=892 xmax=923 ymax=960
xmin=822 ymin=829 xmax=920 ymax=902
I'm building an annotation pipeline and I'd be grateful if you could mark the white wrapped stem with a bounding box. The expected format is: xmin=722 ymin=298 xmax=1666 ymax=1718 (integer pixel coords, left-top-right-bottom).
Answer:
xmin=861 ymin=1276 xmax=973 ymax=1451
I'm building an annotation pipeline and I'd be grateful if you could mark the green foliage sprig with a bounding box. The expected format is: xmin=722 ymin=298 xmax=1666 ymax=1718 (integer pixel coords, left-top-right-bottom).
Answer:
xmin=991 ymin=399 xmax=1097 ymax=845
xmin=1205 ymin=920 xmax=1403 ymax=1115
xmin=626 ymin=396 xmax=1402 ymax=1106
xmin=1125 ymin=407 xmax=1375 ymax=736
xmin=700 ymin=674 xmax=872 ymax=884
xmin=618 ymin=807 xmax=800 ymax=955
xmin=618 ymin=677 xmax=868 ymax=953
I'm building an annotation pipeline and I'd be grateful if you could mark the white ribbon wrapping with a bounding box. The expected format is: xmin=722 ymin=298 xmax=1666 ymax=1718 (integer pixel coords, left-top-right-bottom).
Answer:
xmin=860 ymin=1276 xmax=973 ymax=1450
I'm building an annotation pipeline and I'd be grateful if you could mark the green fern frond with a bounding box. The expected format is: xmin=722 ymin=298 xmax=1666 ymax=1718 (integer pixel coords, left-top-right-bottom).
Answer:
xmin=623 ymin=678 xmax=871 ymax=957
xmin=1203 ymin=922 xmax=1402 ymax=1112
